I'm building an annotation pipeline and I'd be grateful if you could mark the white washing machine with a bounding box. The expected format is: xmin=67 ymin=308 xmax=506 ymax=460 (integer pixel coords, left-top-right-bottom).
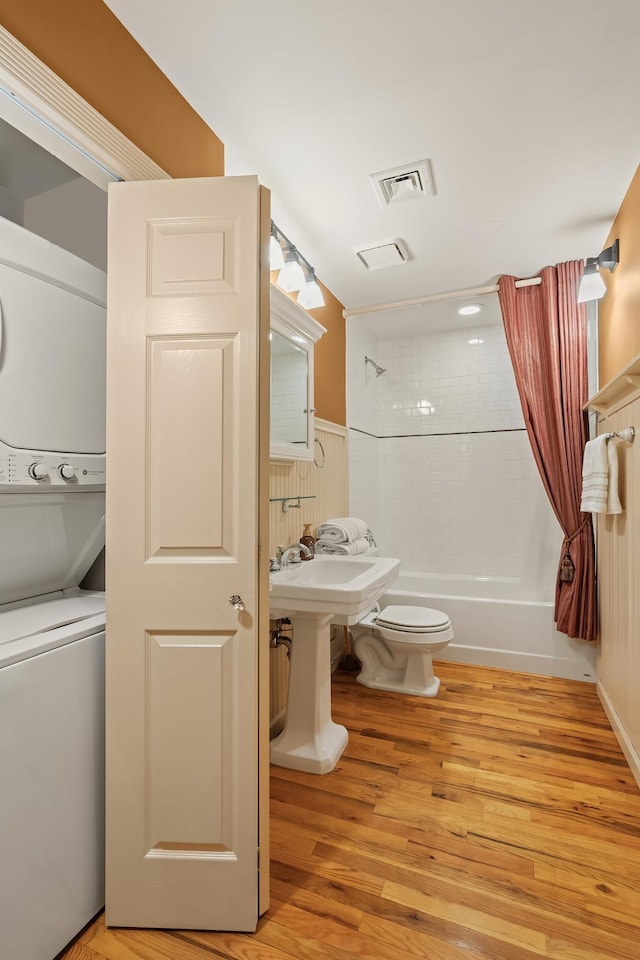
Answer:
xmin=0 ymin=216 xmax=107 ymax=960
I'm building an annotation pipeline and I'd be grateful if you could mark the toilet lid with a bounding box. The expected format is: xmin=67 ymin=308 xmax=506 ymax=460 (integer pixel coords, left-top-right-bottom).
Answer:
xmin=375 ymin=605 xmax=451 ymax=633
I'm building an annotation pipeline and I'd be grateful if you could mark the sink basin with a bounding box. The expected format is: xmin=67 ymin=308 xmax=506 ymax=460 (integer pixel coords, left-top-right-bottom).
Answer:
xmin=269 ymin=555 xmax=400 ymax=621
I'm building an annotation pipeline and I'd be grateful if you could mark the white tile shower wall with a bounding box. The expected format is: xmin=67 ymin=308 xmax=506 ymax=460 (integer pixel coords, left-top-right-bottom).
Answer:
xmin=347 ymin=315 xmax=561 ymax=584
xmin=376 ymin=431 xmax=558 ymax=582
xmin=376 ymin=324 xmax=523 ymax=436
xmin=346 ymin=316 xmax=384 ymax=437
xmin=348 ymin=430 xmax=382 ymax=540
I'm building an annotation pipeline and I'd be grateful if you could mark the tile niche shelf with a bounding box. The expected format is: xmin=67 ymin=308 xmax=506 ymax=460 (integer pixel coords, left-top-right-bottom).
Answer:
xmin=586 ymin=350 xmax=640 ymax=417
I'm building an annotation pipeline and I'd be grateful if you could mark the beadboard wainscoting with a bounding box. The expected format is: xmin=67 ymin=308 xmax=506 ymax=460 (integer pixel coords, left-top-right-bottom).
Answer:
xmin=588 ymin=353 xmax=640 ymax=788
xmin=269 ymin=419 xmax=348 ymax=556
xmin=269 ymin=418 xmax=348 ymax=729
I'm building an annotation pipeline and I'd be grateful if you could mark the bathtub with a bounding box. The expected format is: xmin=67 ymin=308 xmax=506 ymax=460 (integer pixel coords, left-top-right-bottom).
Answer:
xmin=381 ymin=571 xmax=597 ymax=682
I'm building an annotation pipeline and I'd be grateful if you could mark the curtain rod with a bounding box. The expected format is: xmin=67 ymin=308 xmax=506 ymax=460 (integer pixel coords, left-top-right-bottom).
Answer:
xmin=342 ymin=276 xmax=542 ymax=319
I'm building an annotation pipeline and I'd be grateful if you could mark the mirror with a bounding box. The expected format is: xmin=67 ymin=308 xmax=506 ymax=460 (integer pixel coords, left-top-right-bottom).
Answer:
xmin=270 ymin=285 xmax=326 ymax=461
xmin=271 ymin=330 xmax=308 ymax=447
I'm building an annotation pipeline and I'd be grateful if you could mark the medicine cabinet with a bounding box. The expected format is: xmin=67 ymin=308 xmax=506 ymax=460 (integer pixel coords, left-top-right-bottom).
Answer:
xmin=270 ymin=285 xmax=326 ymax=462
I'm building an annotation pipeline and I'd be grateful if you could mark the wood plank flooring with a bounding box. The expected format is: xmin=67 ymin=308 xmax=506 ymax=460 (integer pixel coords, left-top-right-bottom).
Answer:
xmin=62 ymin=662 xmax=640 ymax=960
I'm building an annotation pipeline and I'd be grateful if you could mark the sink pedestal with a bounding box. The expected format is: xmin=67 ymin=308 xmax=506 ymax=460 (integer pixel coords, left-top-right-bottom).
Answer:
xmin=270 ymin=611 xmax=348 ymax=774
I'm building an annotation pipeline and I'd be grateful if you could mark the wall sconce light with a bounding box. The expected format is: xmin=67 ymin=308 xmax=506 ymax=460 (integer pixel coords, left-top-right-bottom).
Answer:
xmin=276 ymin=245 xmax=306 ymax=292
xmin=297 ymin=266 xmax=325 ymax=310
xmin=269 ymin=223 xmax=285 ymax=272
xmin=269 ymin=220 xmax=325 ymax=307
xmin=577 ymin=239 xmax=620 ymax=303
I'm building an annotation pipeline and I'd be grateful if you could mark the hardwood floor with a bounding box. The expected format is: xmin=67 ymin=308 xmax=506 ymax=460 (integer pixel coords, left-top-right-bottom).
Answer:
xmin=64 ymin=662 xmax=640 ymax=960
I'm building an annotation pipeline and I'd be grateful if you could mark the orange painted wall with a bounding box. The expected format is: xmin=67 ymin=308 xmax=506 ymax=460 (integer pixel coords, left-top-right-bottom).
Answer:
xmin=598 ymin=162 xmax=640 ymax=385
xmin=307 ymin=283 xmax=346 ymax=427
xmin=0 ymin=0 xmax=224 ymax=177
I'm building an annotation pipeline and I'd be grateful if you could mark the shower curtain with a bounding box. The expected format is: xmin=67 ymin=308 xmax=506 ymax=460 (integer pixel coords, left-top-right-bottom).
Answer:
xmin=498 ymin=262 xmax=596 ymax=642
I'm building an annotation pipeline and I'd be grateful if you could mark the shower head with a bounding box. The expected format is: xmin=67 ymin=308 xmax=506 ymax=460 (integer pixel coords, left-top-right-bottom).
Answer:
xmin=364 ymin=355 xmax=386 ymax=377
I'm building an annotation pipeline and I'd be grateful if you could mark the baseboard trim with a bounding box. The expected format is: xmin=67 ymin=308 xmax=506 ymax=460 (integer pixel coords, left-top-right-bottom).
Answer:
xmin=597 ymin=680 xmax=640 ymax=789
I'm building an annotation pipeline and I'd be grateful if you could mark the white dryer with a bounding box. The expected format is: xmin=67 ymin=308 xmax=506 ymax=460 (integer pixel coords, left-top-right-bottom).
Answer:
xmin=0 ymin=217 xmax=107 ymax=960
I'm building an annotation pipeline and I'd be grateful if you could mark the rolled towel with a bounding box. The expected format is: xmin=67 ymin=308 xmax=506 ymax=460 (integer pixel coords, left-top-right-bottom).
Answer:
xmin=316 ymin=517 xmax=369 ymax=543
xmin=315 ymin=537 xmax=371 ymax=556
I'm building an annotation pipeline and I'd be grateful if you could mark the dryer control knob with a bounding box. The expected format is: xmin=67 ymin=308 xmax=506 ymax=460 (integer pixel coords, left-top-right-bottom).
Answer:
xmin=58 ymin=464 xmax=76 ymax=480
xmin=29 ymin=462 xmax=49 ymax=481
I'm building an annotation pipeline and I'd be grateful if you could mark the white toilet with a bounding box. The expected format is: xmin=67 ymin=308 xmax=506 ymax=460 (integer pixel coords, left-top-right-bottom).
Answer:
xmin=351 ymin=603 xmax=454 ymax=697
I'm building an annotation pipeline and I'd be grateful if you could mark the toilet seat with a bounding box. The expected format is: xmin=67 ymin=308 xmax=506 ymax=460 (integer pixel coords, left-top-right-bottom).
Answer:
xmin=360 ymin=604 xmax=452 ymax=639
xmin=375 ymin=604 xmax=451 ymax=633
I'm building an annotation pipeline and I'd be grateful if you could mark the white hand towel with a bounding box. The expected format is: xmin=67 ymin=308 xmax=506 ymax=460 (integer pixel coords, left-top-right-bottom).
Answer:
xmin=314 ymin=537 xmax=370 ymax=556
xmin=315 ymin=517 xmax=369 ymax=543
xmin=580 ymin=436 xmax=622 ymax=514
xmin=580 ymin=436 xmax=608 ymax=513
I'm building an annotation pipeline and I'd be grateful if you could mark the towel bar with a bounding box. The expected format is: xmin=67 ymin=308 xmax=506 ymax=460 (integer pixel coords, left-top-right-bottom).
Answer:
xmin=605 ymin=427 xmax=635 ymax=442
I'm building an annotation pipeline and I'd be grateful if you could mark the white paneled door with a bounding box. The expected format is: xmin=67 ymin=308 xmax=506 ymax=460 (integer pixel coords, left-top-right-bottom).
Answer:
xmin=105 ymin=176 xmax=270 ymax=931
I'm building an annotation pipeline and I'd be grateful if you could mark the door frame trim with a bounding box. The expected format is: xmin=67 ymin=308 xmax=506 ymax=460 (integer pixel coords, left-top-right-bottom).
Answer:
xmin=0 ymin=25 xmax=169 ymax=188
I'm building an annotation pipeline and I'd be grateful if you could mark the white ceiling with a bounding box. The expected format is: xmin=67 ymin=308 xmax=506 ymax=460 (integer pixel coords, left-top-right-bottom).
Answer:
xmin=103 ymin=0 xmax=640 ymax=314
xmin=352 ymin=292 xmax=504 ymax=340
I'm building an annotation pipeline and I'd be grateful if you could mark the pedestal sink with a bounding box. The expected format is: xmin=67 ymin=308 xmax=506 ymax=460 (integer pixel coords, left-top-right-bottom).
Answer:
xmin=269 ymin=555 xmax=400 ymax=774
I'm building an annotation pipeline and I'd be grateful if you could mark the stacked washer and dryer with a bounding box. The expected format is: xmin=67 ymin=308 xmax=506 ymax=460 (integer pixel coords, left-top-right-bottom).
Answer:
xmin=0 ymin=217 xmax=107 ymax=960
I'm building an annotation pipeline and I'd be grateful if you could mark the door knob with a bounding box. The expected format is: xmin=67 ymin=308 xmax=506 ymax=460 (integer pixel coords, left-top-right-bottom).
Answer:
xmin=228 ymin=595 xmax=245 ymax=611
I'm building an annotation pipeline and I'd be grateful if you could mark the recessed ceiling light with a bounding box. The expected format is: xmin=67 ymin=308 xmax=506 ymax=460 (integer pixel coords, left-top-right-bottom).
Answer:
xmin=458 ymin=303 xmax=483 ymax=316
xmin=467 ymin=337 xmax=485 ymax=345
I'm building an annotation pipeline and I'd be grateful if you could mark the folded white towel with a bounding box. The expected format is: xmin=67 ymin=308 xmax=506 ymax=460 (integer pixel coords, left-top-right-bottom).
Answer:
xmin=580 ymin=436 xmax=622 ymax=514
xmin=315 ymin=537 xmax=371 ymax=556
xmin=316 ymin=517 xmax=369 ymax=543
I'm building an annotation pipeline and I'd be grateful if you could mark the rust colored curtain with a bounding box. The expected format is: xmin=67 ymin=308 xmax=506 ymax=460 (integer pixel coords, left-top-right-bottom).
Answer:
xmin=498 ymin=262 xmax=596 ymax=641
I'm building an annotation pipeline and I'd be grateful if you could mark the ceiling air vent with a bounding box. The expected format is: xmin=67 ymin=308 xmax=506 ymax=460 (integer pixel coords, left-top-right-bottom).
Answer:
xmin=369 ymin=159 xmax=435 ymax=207
xmin=356 ymin=240 xmax=410 ymax=271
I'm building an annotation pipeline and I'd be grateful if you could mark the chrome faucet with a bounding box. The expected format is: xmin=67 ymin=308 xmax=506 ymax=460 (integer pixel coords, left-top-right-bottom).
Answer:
xmin=276 ymin=542 xmax=312 ymax=569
